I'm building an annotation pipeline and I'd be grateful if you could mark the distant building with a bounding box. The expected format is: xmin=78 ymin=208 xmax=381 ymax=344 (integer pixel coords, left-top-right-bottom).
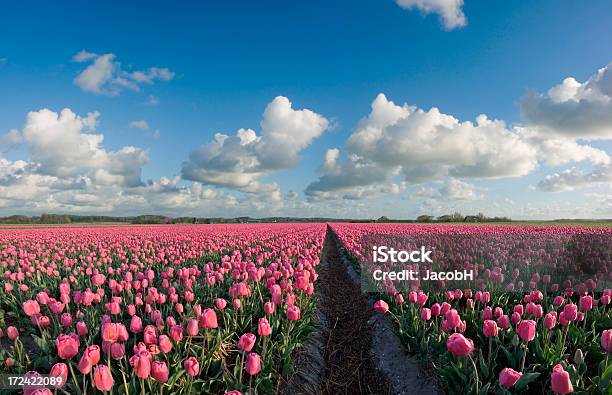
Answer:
xmin=464 ymin=215 xmax=479 ymax=222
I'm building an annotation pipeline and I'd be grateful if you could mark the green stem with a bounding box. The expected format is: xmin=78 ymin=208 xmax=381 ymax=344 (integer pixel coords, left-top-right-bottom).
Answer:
xmin=186 ymin=376 xmax=193 ymax=395
xmin=468 ymin=355 xmax=479 ymax=394
xmin=68 ymin=362 xmax=82 ymax=395
xmin=262 ymin=337 xmax=268 ymax=361
xmin=120 ymin=357 xmax=129 ymax=395
xmin=239 ymin=351 xmax=245 ymax=384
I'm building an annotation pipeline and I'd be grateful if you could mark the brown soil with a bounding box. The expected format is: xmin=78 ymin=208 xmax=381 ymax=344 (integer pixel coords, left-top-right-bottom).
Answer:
xmin=317 ymin=227 xmax=391 ymax=395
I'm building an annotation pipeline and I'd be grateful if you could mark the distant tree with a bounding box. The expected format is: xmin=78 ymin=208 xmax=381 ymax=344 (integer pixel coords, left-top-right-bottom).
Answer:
xmin=450 ymin=212 xmax=464 ymax=222
xmin=40 ymin=214 xmax=71 ymax=224
xmin=417 ymin=215 xmax=434 ymax=222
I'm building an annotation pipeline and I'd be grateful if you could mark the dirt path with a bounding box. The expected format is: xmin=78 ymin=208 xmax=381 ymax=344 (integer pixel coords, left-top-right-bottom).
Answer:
xmin=317 ymin=227 xmax=391 ymax=395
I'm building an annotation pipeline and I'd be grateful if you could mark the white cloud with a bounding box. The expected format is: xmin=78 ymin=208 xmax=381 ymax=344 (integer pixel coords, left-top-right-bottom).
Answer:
xmin=584 ymin=192 xmax=612 ymax=215
xmin=73 ymin=50 xmax=174 ymax=96
xmin=182 ymin=96 xmax=330 ymax=194
xmin=414 ymin=178 xmax=483 ymax=201
xmin=438 ymin=178 xmax=483 ymax=200
xmin=147 ymin=95 xmax=160 ymax=105
xmin=74 ymin=54 xmax=118 ymax=95
xmin=0 ymin=104 xmax=327 ymax=217
xmin=522 ymin=62 xmax=612 ymax=191
xmin=519 ymin=127 xmax=610 ymax=167
xmin=320 ymin=148 xmax=340 ymax=173
xmin=308 ymin=79 xmax=612 ymax=200
xmin=130 ymin=68 xmax=174 ymax=84
xmin=73 ymin=50 xmax=98 ymax=63
xmin=129 ymin=120 xmax=161 ymax=139
xmin=129 ymin=120 xmax=150 ymax=131
xmin=536 ymin=166 xmax=612 ymax=192
xmin=1 ymin=129 xmax=23 ymax=152
xmin=521 ymin=62 xmax=612 ymax=139
xmin=307 ymin=93 xmax=538 ymax=198
xmin=21 ymin=108 xmax=147 ymax=187
xmin=395 ymin=0 xmax=466 ymax=30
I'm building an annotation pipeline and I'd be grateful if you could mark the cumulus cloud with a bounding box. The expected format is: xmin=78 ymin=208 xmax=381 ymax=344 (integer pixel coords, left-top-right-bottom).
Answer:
xmin=182 ymin=96 xmax=330 ymax=193
xmin=414 ymin=178 xmax=484 ymax=201
xmin=536 ymin=166 xmax=612 ymax=192
xmin=19 ymin=108 xmax=148 ymax=187
xmin=307 ymin=93 xmax=538 ymax=198
xmin=73 ymin=50 xmax=174 ymax=96
xmin=306 ymin=152 xmax=399 ymax=199
xmin=439 ymin=178 xmax=483 ymax=200
xmin=0 ymin=104 xmax=330 ymax=217
xmin=520 ymin=62 xmax=612 ymax=190
xmin=521 ymin=62 xmax=612 ymax=139
xmin=395 ymin=0 xmax=466 ymax=30
xmin=308 ymin=81 xmax=612 ymax=200
xmin=520 ymin=128 xmax=611 ymax=167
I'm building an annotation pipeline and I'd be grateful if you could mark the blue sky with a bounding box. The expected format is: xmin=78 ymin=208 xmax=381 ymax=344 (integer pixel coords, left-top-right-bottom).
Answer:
xmin=1 ymin=1 xmax=612 ymax=219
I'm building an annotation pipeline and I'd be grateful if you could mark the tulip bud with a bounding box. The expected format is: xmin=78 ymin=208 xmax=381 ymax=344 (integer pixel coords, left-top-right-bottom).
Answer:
xmin=93 ymin=365 xmax=114 ymax=392
xmin=245 ymin=352 xmax=261 ymax=376
xmin=7 ymin=326 xmax=18 ymax=341
xmin=76 ymin=321 xmax=88 ymax=337
xmin=551 ymin=364 xmax=573 ymax=394
xmin=186 ymin=319 xmax=198 ymax=336
xmin=511 ymin=334 xmax=519 ymax=347
xmin=264 ymin=302 xmax=275 ymax=315
xmin=602 ymin=329 xmax=612 ymax=353
xmin=184 ymin=357 xmax=199 ymax=377
xmin=574 ymin=348 xmax=584 ymax=365
xmin=151 ymin=361 xmax=169 ymax=383
xmin=238 ymin=333 xmax=256 ymax=352
xmin=258 ymin=318 xmax=272 ymax=337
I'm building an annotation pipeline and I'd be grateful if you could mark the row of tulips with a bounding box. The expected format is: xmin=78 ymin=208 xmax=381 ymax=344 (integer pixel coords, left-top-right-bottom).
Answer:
xmin=0 ymin=224 xmax=326 ymax=394
xmin=332 ymin=223 xmax=612 ymax=394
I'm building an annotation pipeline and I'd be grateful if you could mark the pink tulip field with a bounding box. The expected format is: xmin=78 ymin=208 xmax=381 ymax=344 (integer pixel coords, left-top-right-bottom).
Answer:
xmin=0 ymin=222 xmax=610 ymax=394
xmin=0 ymin=224 xmax=324 ymax=394
xmin=331 ymin=223 xmax=612 ymax=394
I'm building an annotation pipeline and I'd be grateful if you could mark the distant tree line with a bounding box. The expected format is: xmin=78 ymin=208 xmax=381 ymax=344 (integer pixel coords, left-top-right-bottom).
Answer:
xmin=415 ymin=212 xmax=511 ymax=223
xmin=0 ymin=214 xmax=203 ymax=225
xmin=0 ymin=213 xmax=512 ymax=225
xmin=0 ymin=214 xmax=365 ymax=225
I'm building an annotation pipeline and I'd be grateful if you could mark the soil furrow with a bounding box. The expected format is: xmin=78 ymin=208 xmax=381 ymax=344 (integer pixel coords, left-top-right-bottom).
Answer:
xmin=317 ymin=226 xmax=391 ymax=395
